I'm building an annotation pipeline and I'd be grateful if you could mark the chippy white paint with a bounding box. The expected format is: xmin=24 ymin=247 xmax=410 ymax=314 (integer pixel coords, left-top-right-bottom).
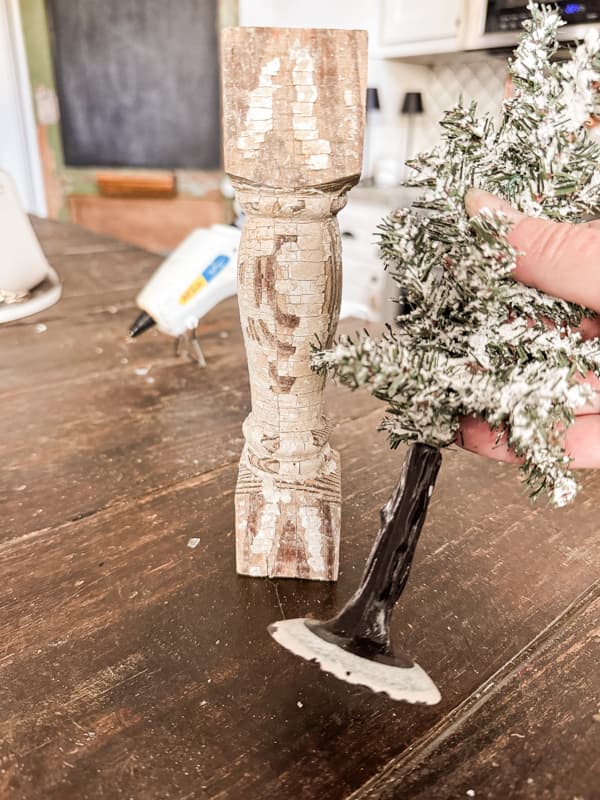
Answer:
xmin=299 ymin=505 xmax=326 ymax=576
xmin=222 ymin=26 xmax=367 ymax=580
xmin=291 ymin=47 xmax=332 ymax=171
xmin=237 ymin=57 xmax=280 ymax=159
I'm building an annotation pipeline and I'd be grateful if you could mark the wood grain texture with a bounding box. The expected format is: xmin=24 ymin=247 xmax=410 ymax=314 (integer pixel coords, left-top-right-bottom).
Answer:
xmin=351 ymin=585 xmax=600 ymax=800
xmin=1 ymin=219 xmax=599 ymax=799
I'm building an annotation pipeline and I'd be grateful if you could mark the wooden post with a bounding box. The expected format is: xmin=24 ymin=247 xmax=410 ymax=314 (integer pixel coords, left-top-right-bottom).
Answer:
xmin=221 ymin=27 xmax=367 ymax=580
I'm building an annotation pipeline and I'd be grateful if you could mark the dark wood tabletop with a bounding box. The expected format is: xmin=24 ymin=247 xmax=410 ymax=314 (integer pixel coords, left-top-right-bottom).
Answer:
xmin=1 ymin=218 xmax=599 ymax=800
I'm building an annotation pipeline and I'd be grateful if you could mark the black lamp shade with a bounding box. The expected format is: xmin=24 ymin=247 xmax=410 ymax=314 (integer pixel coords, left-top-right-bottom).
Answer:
xmin=401 ymin=92 xmax=424 ymax=115
xmin=366 ymin=87 xmax=380 ymax=112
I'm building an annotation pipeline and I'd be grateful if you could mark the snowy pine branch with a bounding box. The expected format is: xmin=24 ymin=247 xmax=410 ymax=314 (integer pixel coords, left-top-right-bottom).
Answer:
xmin=315 ymin=2 xmax=600 ymax=506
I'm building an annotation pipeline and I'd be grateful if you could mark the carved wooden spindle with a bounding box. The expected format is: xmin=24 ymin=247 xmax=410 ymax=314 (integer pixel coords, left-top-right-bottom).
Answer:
xmin=221 ymin=27 xmax=367 ymax=580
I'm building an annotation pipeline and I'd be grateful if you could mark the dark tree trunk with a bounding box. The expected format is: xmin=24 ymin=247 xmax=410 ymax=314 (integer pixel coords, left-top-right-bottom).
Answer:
xmin=309 ymin=442 xmax=442 ymax=663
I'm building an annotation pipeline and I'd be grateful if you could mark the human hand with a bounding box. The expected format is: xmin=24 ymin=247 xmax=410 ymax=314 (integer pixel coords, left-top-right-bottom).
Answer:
xmin=458 ymin=188 xmax=600 ymax=468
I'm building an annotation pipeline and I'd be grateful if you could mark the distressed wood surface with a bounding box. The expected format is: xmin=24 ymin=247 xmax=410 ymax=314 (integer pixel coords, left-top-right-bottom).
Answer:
xmin=352 ymin=585 xmax=600 ymax=800
xmin=1 ymin=219 xmax=599 ymax=799
xmin=222 ymin=27 xmax=367 ymax=580
xmin=221 ymin=27 xmax=367 ymax=188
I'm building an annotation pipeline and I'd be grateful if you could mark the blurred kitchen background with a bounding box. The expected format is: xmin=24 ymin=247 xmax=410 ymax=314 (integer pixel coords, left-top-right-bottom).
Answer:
xmin=2 ymin=0 xmax=598 ymax=321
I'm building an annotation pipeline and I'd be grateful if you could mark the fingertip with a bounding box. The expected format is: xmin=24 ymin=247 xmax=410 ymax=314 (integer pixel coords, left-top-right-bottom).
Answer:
xmin=509 ymin=217 xmax=600 ymax=312
xmin=564 ymin=415 xmax=600 ymax=468
xmin=464 ymin=188 xmax=488 ymax=218
xmin=458 ymin=416 xmax=521 ymax=464
xmin=577 ymin=315 xmax=600 ymax=340
xmin=465 ymin=188 xmax=523 ymax=222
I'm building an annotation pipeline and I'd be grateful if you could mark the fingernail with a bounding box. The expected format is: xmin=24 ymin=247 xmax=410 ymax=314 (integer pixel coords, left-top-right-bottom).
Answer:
xmin=465 ymin=188 xmax=524 ymax=224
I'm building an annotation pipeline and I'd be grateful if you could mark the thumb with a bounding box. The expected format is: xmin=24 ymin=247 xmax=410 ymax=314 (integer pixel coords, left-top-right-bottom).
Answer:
xmin=465 ymin=188 xmax=600 ymax=313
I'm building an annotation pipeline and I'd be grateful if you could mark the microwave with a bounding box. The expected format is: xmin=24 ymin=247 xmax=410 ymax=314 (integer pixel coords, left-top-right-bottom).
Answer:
xmin=472 ymin=1 xmax=600 ymax=50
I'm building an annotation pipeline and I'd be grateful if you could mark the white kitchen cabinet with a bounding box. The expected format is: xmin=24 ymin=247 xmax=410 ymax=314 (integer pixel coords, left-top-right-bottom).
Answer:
xmin=378 ymin=0 xmax=468 ymax=58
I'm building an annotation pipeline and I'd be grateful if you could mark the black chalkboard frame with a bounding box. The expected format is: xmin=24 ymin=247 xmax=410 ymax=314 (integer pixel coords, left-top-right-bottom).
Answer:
xmin=46 ymin=0 xmax=221 ymax=170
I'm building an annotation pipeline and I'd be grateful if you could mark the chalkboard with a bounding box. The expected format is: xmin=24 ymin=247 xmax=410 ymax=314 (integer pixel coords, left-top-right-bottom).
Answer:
xmin=46 ymin=0 xmax=221 ymax=169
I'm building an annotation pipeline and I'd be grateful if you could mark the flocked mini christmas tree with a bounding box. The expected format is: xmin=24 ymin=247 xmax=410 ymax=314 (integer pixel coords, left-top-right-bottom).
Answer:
xmin=269 ymin=4 xmax=600 ymax=703
xmin=315 ymin=1 xmax=600 ymax=507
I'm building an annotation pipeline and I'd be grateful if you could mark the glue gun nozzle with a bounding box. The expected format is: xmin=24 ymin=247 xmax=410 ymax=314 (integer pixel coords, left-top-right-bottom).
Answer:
xmin=129 ymin=311 xmax=155 ymax=338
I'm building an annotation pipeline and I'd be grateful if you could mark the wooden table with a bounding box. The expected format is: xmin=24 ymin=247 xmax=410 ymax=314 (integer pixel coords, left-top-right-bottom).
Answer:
xmin=1 ymin=218 xmax=599 ymax=800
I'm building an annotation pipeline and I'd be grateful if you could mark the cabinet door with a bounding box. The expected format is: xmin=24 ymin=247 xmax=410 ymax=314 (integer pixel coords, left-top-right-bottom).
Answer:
xmin=381 ymin=0 xmax=463 ymax=45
